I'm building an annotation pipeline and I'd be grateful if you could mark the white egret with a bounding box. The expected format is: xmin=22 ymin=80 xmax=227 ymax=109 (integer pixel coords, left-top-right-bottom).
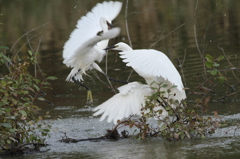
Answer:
xmin=93 ymin=82 xmax=168 ymax=124
xmin=62 ymin=1 xmax=122 ymax=102
xmin=105 ymin=42 xmax=186 ymax=103
xmin=93 ymin=42 xmax=186 ymax=123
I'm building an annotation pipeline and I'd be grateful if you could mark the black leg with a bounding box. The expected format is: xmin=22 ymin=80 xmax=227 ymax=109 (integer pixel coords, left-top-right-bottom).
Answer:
xmin=106 ymin=75 xmax=129 ymax=84
xmin=72 ymin=77 xmax=90 ymax=91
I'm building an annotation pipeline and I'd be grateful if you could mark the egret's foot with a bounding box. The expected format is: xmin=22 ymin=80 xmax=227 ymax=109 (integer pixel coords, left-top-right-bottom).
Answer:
xmin=87 ymin=90 xmax=93 ymax=105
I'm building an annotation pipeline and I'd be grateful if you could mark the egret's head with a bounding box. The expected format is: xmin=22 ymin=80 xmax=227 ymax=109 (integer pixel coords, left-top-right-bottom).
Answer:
xmin=104 ymin=42 xmax=133 ymax=51
xmin=99 ymin=17 xmax=113 ymax=32
xmin=106 ymin=21 xmax=113 ymax=29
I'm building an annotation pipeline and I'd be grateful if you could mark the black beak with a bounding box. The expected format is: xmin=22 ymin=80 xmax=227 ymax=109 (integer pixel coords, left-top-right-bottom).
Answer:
xmin=104 ymin=45 xmax=116 ymax=50
xmin=107 ymin=21 xmax=113 ymax=29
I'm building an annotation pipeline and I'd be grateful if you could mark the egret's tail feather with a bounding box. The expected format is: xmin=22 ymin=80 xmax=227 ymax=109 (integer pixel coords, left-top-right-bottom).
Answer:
xmin=66 ymin=68 xmax=84 ymax=82
xmin=63 ymin=57 xmax=75 ymax=68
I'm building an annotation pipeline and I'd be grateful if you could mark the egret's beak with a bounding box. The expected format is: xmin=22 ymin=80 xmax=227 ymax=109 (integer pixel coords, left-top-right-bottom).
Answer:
xmin=104 ymin=45 xmax=117 ymax=50
xmin=107 ymin=21 xmax=113 ymax=29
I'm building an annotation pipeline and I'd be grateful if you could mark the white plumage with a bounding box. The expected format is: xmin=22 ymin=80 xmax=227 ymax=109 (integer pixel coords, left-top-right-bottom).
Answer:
xmin=119 ymin=49 xmax=186 ymax=104
xmin=111 ymin=42 xmax=186 ymax=102
xmin=93 ymin=82 xmax=168 ymax=124
xmin=63 ymin=1 xmax=122 ymax=82
xmin=93 ymin=42 xmax=186 ymax=124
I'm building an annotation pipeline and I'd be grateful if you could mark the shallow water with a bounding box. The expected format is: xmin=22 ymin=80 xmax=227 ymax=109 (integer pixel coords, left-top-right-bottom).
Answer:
xmin=1 ymin=0 xmax=240 ymax=158
xmin=1 ymin=115 xmax=240 ymax=159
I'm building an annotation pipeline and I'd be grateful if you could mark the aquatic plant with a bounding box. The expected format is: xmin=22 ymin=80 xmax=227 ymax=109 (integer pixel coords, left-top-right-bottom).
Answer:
xmin=0 ymin=46 xmax=56 ymax=153
xmin=205 ymin=54 xmax=225 ymax=83
xmin=112 ymin=82 xmax=220 ymax=140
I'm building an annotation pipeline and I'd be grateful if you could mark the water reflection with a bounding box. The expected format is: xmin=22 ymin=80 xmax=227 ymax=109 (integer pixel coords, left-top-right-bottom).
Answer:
xmin=1 ymin=0 xmax=240 ymax=158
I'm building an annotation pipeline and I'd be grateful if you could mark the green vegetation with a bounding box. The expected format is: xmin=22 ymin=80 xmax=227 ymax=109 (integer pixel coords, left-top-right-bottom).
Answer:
xmin=114 ymin=54 xmax=226 ymax=140
xmin=0 ymin=46 xmax=56 ymax=153
xmin=117 ymin=84 xmax=219 ymax=140
xmin=205 ymin=54 xmax=225 ymax=83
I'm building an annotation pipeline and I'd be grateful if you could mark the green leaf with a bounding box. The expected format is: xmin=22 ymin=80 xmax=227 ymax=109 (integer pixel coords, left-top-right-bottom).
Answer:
xmin=162 ymin=84 xmax=168 ymax=88
xmin=9 ymin=137 xmax=18 ymax=142
xmin=168 ymin=110 xmax=173 ymax=115
xmin=33 ymin=84 xmax=40 ymax=91
xmin=0 ymin=46 xmax=9 ymax=50
xmin=205 ymin=54 xmax=213 ymax=62
xmin=165 ymin=106 xmax=172 ymax=111
xmin=29 ymin=121 xmax=35 ymax=125
xmin=7 ymin=140 xmax=11 ymax=144
xmin=0 ymin=123 xmax=12 ymax=128
xmin=205 ymin=62 xmax=213 ymax=68
xmin=160 ymin=124 xmax=167 ymax=131
xmin=19 ymin=110 xmax=27 ymax=117
xmin=217 ymin=76 xmax=226 ymax=83
xmin=44 ymin=129 xmax=50 ymax=132
xmin=171 ymin=85 xmax=177 ymax=88
xmin=46 ymin=76 xmax=58 ymax=80
xmin=1 ymin=80 xmax=7 ymax=86
xmin=210 ymin=69 xmax=218 ymax=75
xmin=37 ymin=97 xmax=46 ymax=101
xmin=217 ymin=55 xmax=224 ymax=61
xmin=213 ymin=62 xmax=220 ymax=67
xmin=6 ymin=116 xmax=16 ymax=120
xmin=184 ymin=131 xmax=191 ymax=139
xmin=9 ymin=129 xmax=18 ymax=133
xmin=22 ymin=90 xmax=29 ymax=94
xmin=28 ymin=50 xmax=33 ymax=56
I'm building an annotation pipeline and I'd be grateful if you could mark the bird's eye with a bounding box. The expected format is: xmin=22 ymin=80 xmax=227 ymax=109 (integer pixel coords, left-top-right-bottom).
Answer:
xmin=106 ymin=21 xmax=113 ymax=29
xmin=97 ymin=31 xmax=103 ymax=36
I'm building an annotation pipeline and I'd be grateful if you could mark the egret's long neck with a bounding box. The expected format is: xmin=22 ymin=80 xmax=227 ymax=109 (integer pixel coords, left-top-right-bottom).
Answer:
xmin=97 ymin=39 xmax=109 ymax=50
xmin=121 ymin=44 xmax=133 ymax=51
xmin=100 ymin=17 xmax=108 ymax=32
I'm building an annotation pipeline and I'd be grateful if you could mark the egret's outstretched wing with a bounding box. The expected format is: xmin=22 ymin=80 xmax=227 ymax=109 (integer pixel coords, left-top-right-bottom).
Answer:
xmin=119 ymin=50 xmax=184 ymax=93
xmin=63 ymin=1 xmax=122 ymax=59
xmin=63 ymin=28 xmax=121 ymax=82
xmin=93 ymin=82 xmax=152 ymax=124
xmin=90 ymin=1 xmax=122 ymax=25
xmin=63 ymin=27 xmax=120 ymax=67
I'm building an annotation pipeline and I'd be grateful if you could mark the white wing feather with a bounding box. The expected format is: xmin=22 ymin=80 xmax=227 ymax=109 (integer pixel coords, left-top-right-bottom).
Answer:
xmin=63 ymin=28 xmax=120 ymax=67
xmin=63 ymin=28 xmax=121 ymax=82
xmin=93 ymin=82 xmax=152 ymax=124
xmin=63 ymin=1 xmax=122 ymax=60
xmin=119 ymin=50 xmax=185 ymax=95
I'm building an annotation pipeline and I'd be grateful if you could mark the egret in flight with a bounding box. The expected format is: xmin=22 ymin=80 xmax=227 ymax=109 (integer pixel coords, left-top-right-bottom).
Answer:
xmin=62 ymin=1 xmax=122 ymax=103
xmin=93 ymin=42 xmax=186 ymax=124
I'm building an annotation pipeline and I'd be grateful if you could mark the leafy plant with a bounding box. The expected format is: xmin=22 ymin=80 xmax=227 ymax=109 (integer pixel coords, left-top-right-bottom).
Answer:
xmin=0 ymin=47 xmax=56 ymax=153
xmin=205 ymin=54 xmax=225 ymax=83
xmin=118 ymin=83 xmax=220 ymax=140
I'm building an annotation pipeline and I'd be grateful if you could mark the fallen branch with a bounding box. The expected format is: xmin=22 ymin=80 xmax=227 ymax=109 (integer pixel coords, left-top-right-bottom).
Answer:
xmin=216 ymin=89 xmax=240 ymax=101
xmin=58 ymin=129 xmax=128 ymax=143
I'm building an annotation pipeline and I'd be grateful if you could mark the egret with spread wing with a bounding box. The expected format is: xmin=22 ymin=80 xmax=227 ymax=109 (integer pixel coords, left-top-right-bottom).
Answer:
xmin=63 ymin=1 xmax=122 ymax=103
xmin=93 ymin=42 xmax=186 ymax=123
xmin=93 ymin=82 xmax=168 ymax=124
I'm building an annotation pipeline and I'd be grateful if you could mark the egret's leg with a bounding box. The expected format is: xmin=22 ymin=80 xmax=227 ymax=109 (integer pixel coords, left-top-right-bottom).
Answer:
xmin=87 ymin=90 xmax=93 ymax=104
xmin=72 ymin=77 xmax=93 ymax=104
xmin=107 ymin=76 xmax=129 ymax=84
xmin=92 ymin=63 xmax=129 ymax=84
xmin=72 ymin=77 xmax=90 ymax=90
